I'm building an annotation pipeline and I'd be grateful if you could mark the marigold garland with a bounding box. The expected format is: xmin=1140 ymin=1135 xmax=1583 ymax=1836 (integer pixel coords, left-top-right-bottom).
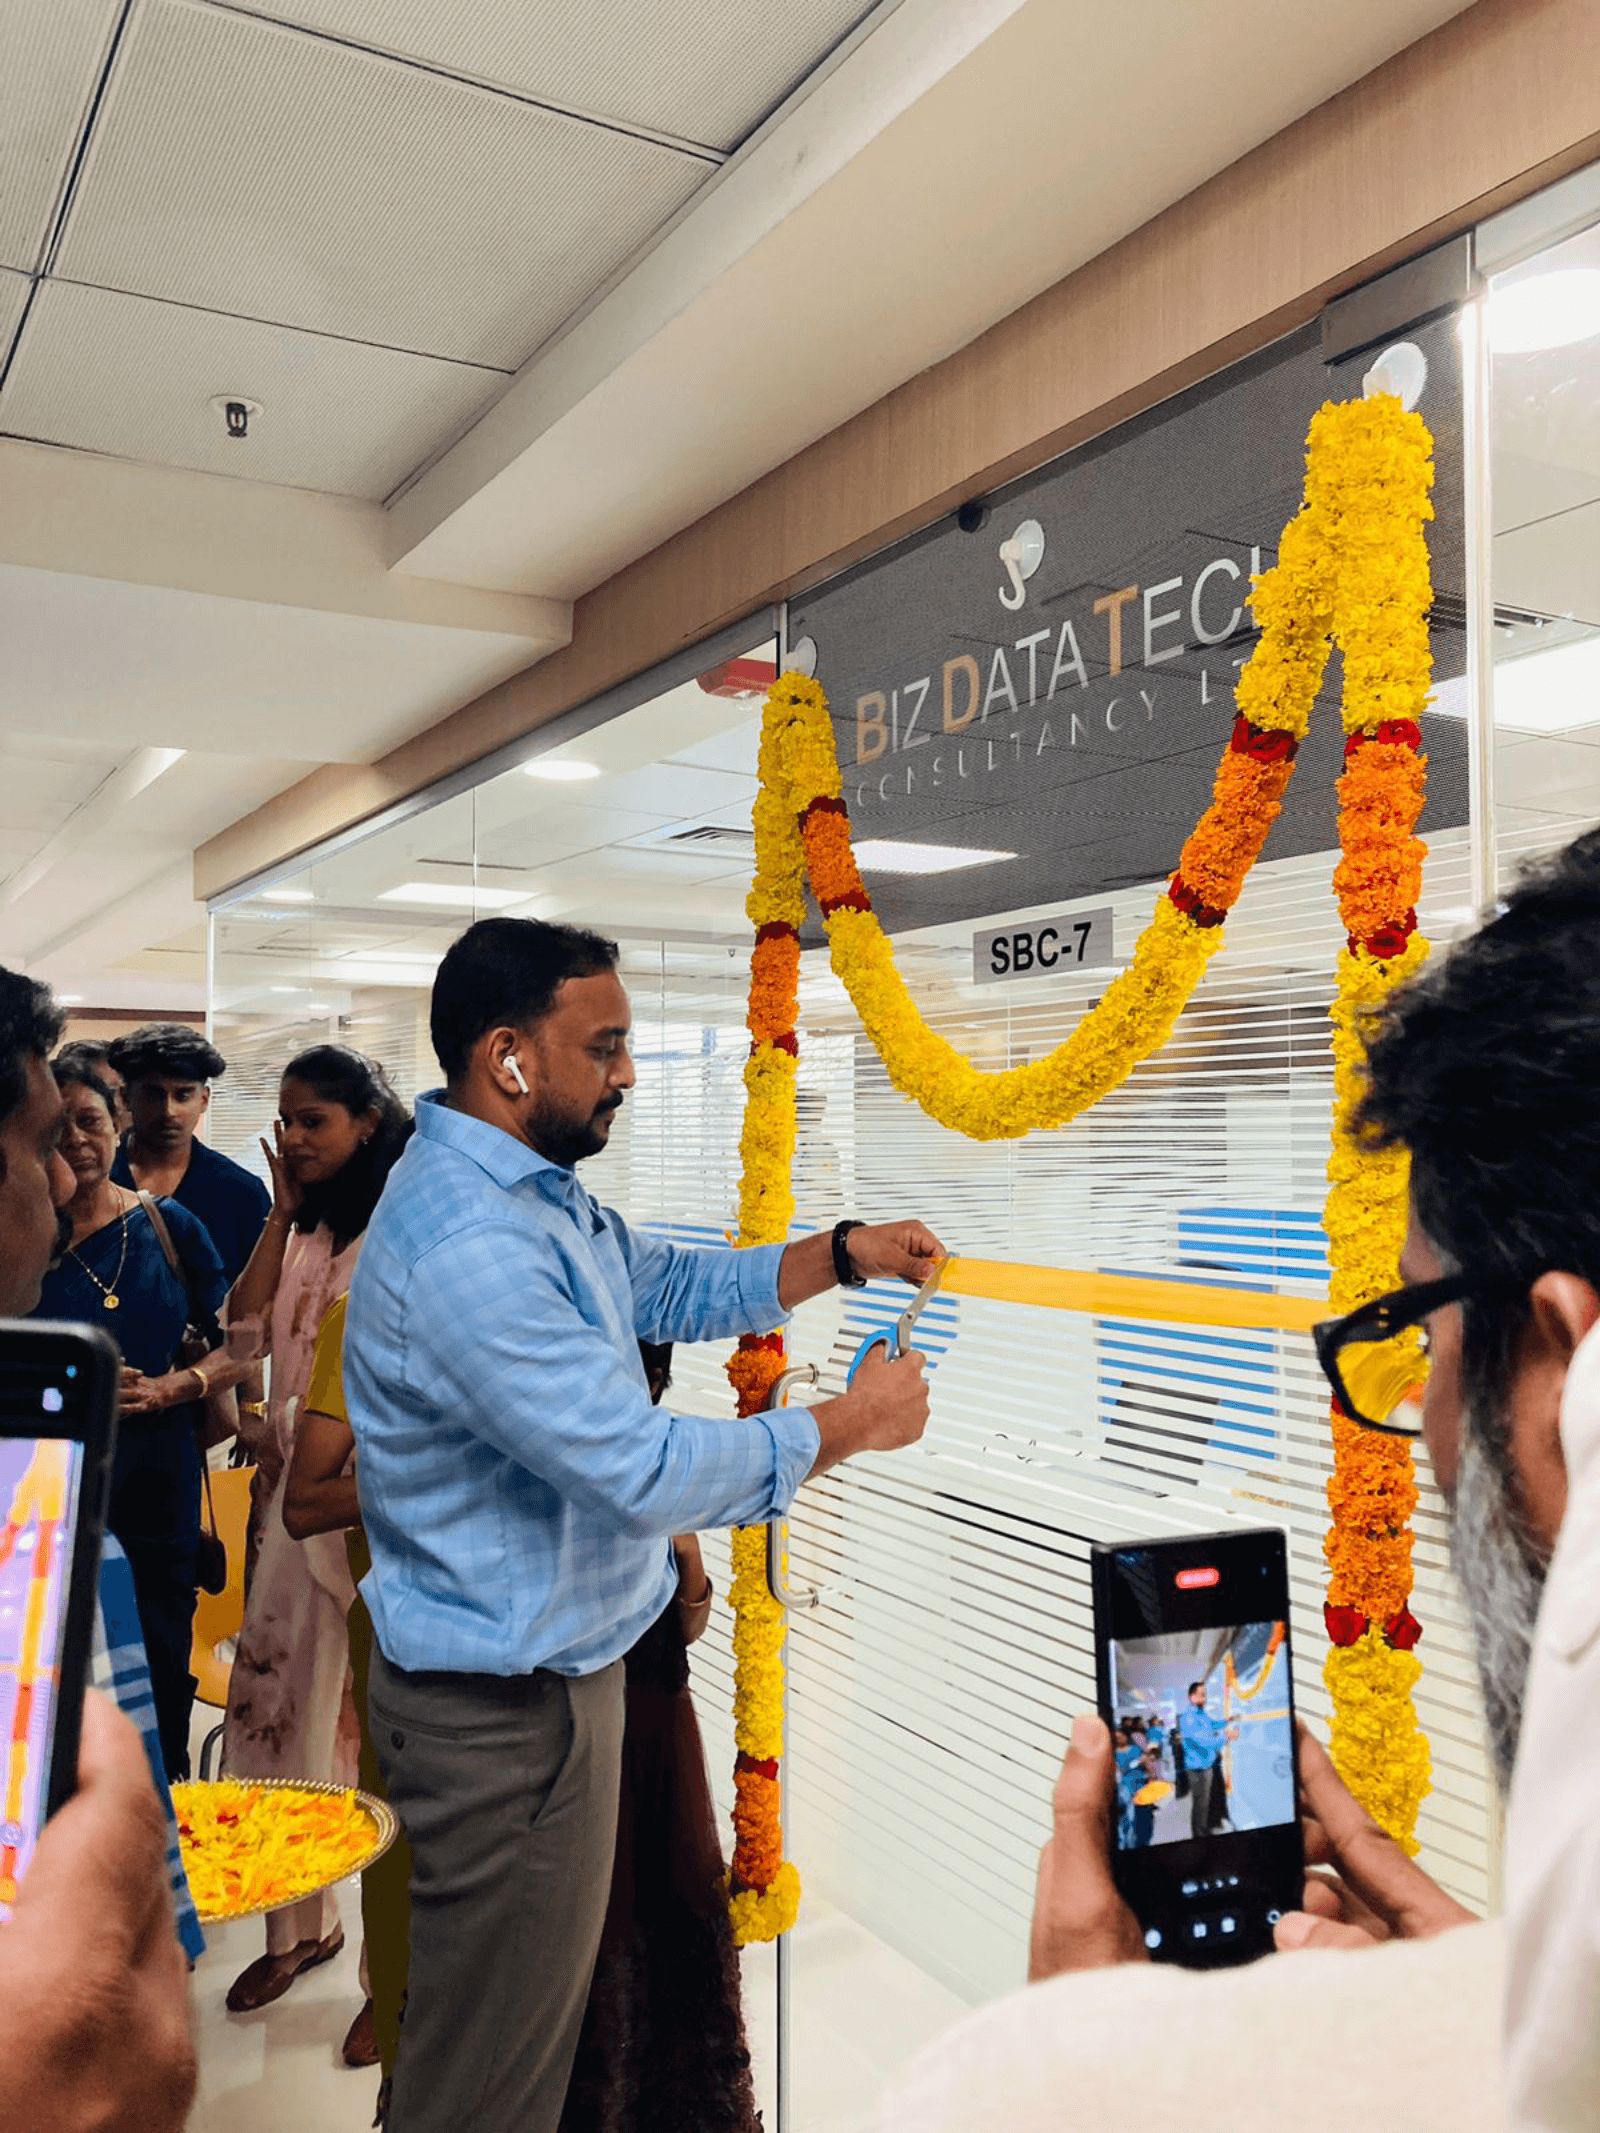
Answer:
xmin=723 ymin=388 xmax=1441 ymax=1925
xmin=1317 ymin=393 xmax=1436 ymax=1852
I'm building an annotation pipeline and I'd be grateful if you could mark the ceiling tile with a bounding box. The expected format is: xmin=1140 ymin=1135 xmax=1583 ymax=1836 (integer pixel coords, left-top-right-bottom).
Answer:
xmin=53 ymin=0 xmax=709 ymax=368
xmin=0 ymin=753 xmax=117 ymax=822
xmin=0 ymin=280 xmax=506 ymax=497
xmin=0 ymin=559 xmax=539 ymax=762
xmin=252 ymin=0 xmax=880 ymax=153
xmin=581 ymin=761 xmax=755 ymax=818
xmin=1495 ymin=737 xmax=1600 ymax=812
xmin=0 ymin=269 xmax=31 ymax=358
xmin=0 ymin=0 xmax=122 ymax=272
xmin=1494 ymin=499 xmax=1600 ymax=630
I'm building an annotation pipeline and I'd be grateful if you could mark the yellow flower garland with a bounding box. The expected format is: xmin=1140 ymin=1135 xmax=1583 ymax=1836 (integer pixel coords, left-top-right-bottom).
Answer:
xmin=725 ymin=389 xmax=1440 ymax=1926
xmin=1316 ymin=394 xmax=1437 ymax=1849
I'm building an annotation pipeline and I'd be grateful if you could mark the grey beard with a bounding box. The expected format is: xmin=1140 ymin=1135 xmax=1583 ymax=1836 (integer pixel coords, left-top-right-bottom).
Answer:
xmin=1450 ymin=1411 xmax=1548 ymax=1791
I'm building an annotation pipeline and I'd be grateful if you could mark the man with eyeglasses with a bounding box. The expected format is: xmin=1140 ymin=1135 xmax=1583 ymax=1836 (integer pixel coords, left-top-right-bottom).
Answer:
xmin=883 ymin=829 xmax=1600 ymax=2133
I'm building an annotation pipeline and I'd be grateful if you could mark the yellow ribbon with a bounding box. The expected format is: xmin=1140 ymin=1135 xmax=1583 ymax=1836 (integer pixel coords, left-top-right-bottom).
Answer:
xmin=937 ymin=1257 xmax=1327 ymax=1334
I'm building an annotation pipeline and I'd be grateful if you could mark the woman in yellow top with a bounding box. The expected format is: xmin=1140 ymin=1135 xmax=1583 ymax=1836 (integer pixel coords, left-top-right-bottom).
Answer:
xmin=285 ymin=1292 xmax=409 ymax=2106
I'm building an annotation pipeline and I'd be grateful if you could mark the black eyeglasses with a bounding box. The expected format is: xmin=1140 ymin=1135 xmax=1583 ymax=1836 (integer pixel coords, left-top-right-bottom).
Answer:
xmin=1313 ymin=1271 xmax=1499 ymax=1436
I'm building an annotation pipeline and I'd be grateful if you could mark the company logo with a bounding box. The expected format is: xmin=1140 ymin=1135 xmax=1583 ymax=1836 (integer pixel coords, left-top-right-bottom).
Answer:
xmin=847 ymin=528 xmax=1264 ymax=810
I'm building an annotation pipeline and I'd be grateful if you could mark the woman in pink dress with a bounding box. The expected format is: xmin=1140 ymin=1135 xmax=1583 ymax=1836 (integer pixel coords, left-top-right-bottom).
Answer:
xmin=219 ymin=1046 xmax=410 ymax=2052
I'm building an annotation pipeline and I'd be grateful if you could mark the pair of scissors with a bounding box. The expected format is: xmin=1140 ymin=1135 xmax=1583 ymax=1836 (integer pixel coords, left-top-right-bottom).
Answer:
xmin=844 ymin=1256 xmax=953 ymax=1387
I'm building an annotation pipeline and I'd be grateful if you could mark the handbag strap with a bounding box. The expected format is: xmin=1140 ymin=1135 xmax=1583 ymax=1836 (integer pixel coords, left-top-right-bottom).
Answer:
xmin=137 ymin=1187 xmax=182 ymax=1276
xmin=138 ymin=1194 xmax=224 ymax=1451
xmin=137 ymin=1190 xmax=223 ymax=1347
xmin=199 ymin=1447 xmax=219 ymax=1537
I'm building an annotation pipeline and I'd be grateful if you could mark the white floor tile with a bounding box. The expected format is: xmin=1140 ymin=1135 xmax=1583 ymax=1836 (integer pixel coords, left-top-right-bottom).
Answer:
xmin=190 ymin=1884 xmax=378 ymax=2132
xmin=182 ymin=1723 xmax=965 ymax=2131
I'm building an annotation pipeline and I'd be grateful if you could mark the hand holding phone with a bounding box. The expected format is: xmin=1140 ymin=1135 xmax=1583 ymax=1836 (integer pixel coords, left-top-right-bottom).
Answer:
xmin=1091 ymin=1528 xmax=1304 ymax=1967
xmin=0 ymin=1321 xmax=119 ymax=1918
xmin=1029 ymin=1712 xmax=1152 ymax=1980
xmin=0 ymin=1690 xmax=197 ymax=2131
xmin=1276 ymin=1726 xmax=1474 ymax=1951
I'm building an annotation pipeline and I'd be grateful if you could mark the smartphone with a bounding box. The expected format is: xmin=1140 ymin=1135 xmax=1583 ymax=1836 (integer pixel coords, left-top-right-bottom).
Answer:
xmin=0 ymin=1320 xmax=119 ymax=1922
xmin=1091 ymin=1526 xmax=1302 ymax=1967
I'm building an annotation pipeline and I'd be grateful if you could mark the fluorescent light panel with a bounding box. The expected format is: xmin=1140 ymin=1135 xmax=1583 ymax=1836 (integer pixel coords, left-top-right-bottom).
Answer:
xmin=261 ymin=887 xmax=314 ymax=904
xmin=1431 ymin=641 xmax=1600 ymax=736
xmin=853 ymin=840 xmax=1018 ymax=875
xmin=1488 ymin=268 xmax=1600 ymax=355
xmin=378 ymin=882 xmax=529 ymax=910
xmin=524 ymin=758 xmax=601 ymax=782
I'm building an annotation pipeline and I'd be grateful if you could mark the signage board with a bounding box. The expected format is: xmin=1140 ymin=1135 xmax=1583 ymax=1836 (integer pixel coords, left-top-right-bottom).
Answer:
xmin=790 ymin=316 xmax=1468 ymax=941
xmin=972 ymin=908 xmax=1115 ymax=985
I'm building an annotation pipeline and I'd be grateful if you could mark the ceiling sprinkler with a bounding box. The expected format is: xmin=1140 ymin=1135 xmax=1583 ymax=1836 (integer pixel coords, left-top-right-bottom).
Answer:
xmin=209 ymin=394 xmax=262 ymax=440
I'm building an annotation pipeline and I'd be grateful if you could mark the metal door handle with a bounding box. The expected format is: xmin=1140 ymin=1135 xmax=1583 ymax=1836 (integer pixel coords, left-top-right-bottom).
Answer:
xmin=764 ymin=1363 xmax=823 ymax=1611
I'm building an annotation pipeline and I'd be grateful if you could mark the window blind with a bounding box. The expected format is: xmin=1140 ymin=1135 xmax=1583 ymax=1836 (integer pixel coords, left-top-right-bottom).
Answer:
xmin=588 ymin=824 xmax=1496 ymax=2011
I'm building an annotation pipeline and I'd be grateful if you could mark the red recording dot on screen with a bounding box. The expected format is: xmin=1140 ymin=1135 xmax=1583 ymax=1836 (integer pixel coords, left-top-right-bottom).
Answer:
xmin=1176 ymin=1567 xmax=1220 ymax=1589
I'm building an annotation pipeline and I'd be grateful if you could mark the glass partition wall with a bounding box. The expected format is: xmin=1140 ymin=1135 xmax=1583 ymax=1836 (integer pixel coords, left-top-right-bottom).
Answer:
xmin=207 ymin=172 xmax=1600 ymax=2133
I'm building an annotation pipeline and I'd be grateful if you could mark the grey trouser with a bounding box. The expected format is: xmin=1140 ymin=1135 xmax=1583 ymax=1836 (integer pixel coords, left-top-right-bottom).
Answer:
xmin=369 ymin=1647 xmax=626 ymax=2133
xmin=1189 ymin=1762 xmax=1218 ymax=1839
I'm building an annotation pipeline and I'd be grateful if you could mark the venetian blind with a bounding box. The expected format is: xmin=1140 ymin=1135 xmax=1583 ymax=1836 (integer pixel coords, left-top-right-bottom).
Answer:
xmin=586 ymin=823 xmax=1496 ymax=2013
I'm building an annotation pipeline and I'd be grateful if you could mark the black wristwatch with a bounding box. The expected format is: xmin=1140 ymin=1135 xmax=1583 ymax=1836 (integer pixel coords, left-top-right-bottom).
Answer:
xmin=832 ymin=1219 xmax=867 ymax=1288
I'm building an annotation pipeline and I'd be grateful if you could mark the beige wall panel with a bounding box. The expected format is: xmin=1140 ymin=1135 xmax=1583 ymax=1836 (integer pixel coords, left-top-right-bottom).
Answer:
xmin=198 ymin=0 xmax=1600 ymax=899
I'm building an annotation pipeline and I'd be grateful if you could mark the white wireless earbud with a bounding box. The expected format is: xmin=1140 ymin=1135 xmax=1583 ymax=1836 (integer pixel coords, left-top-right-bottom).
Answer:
xmin=506 ymin=1054 xmax=530 ymax=1096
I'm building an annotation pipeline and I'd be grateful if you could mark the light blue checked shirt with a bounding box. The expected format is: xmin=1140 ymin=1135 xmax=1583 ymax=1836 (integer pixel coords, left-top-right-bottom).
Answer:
xmin=344 ymin=1092 xmax=820 ymax=1678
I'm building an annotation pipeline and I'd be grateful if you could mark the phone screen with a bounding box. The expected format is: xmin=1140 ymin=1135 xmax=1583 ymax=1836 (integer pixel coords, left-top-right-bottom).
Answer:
xmin=0 ymin=1324 xmax=118 ymax=1926
xmin=1108 ymin=1619 xmax=1294 ymax=1850
xmin=0 ymin=1432 xmax=87 ymax=1919
xmin=1093 ymin=1528 xmax=1302 ymax=1966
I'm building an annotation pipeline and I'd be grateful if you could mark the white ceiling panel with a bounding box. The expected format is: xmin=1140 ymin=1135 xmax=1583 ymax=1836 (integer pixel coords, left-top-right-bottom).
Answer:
xmin=0 ymin=270 xmax=31 ymax=357
xmin=0 ymin=561 xmax=541 ymax=763
xmin=1495 ymin=501 xmax=1600 ymax=629
xmin=53 ymin=0 xmax=710 ymax=369
xmin=0 ymin=281 xmax=505 ymax=498
xmin=0 ymin=0 xmax=122 ymax=273
xmin=245 ymin=0 xmax=881 ymax=153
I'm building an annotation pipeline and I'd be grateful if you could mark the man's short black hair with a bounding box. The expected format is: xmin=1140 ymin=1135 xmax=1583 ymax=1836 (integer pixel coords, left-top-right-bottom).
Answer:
xmin=430 ymin=919 xmax=620 ymax=1083
xmin=106 ymin=1022 xmax=226 ymax=1084
xmin=1357 ymin=826 xmax=1600 ymax=1416
xmin=0 ymin=968 xmax=63 ymax=1130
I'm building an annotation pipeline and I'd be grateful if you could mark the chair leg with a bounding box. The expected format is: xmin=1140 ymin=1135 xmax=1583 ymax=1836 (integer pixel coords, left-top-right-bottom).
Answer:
xmin=199 ymin=1722 xmax=225 ymax=1781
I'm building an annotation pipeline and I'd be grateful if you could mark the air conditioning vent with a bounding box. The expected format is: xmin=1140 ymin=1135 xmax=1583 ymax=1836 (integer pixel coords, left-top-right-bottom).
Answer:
xmin=665 ymin=825 xmax=755 ymax=849
xmin=621 ymin=820 xmax=757 ymax=856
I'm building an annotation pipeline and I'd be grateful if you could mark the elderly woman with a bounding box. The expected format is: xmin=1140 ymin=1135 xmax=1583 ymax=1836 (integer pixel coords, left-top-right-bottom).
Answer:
xmin=52 ymin=1038 xmax=128 ymax=1132
xmin=33 ymin=1057 xmax=229 ymax=1779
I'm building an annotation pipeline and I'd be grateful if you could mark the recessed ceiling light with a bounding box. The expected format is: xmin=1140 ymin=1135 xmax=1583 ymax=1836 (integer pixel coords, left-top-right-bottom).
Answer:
xmin=524 ymin=758 xmax=601 ymax=782
xmin=59 ymin=993 xmax=84 ymax=1005
xmin=261 ymin=888 xmax=314 ymax=904
xmin=1430 ymin=644 xmax=1600 ymax=736
xmin=1488 ymin=268 xmax=1600 ymax=355
xmin=378 ymin=882 xmax=530 ymax=909
xmin=308 ymin=1003 xmax=331 ymax=1014
xmin=852 ymin=840 xmax=1018 ymax=875
xmin=269 ymin=986 xmax=298 ymax=995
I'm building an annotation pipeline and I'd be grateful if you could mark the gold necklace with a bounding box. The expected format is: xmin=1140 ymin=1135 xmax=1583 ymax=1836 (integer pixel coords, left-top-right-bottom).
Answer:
xmin=68 ymin=1195 xmax=129 ymax=1312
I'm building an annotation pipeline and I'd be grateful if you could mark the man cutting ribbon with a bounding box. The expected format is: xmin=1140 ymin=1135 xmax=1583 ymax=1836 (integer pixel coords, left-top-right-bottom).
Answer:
xmin=344 ymin=916 xmax=942 ymax=2133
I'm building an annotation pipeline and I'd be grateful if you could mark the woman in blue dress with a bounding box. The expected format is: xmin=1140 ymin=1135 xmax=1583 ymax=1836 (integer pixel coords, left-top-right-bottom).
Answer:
xmin=34 ymin=1058 xmax=228 ymax=1779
